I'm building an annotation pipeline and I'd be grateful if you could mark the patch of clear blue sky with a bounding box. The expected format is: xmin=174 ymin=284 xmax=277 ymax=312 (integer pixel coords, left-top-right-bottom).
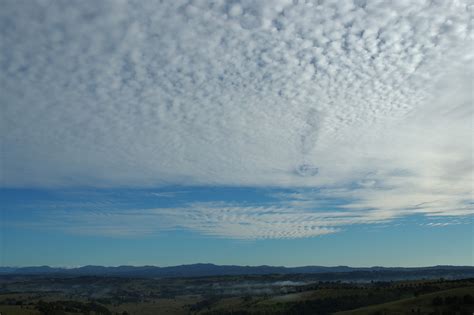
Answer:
xmin=1 ymin=187 xmax=472 ymax=267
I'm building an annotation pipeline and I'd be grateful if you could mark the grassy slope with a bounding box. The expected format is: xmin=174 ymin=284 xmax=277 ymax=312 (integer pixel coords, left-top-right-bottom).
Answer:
xmin=335 ymin=286 xmax=474 ymax=315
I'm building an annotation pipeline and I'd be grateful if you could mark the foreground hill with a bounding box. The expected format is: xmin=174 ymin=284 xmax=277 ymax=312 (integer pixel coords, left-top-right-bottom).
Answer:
xmin=0 ymin=276 xmax=473 ymax=314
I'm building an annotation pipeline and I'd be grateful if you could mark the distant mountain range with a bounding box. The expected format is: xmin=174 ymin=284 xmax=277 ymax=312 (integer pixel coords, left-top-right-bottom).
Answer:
xmin=1 ymin=264 xmax=473 ymax=279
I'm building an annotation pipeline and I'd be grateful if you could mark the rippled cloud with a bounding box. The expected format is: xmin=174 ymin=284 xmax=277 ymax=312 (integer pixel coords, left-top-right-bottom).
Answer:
xmin=11 ymin=188 xmax=471 ymax=239
xmin=1 ymin=0 xmax=472 ymax=237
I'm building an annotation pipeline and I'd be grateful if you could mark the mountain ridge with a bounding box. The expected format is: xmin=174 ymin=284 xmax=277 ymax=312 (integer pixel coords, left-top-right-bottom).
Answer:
xmin=1 ymin=264 xmax=473 ymax=278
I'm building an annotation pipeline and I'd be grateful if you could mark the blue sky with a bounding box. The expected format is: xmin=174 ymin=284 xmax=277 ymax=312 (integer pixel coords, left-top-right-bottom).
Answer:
xmin=0 ymin=0 xmax=473 ymax=267
xmin=1 ymin=187 xmax=472 ymax=267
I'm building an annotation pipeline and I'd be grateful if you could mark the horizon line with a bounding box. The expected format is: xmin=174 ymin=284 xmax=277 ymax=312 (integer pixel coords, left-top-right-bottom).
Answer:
xmin=2 ymin=263 xmax=473 ymax=269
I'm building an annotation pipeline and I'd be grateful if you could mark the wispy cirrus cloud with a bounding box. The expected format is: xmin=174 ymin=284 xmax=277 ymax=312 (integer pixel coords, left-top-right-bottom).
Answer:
xmin=11 ymin=189 xmax=471 ymax=239
xmin=12 ymin=203 xmax=370 ymax=239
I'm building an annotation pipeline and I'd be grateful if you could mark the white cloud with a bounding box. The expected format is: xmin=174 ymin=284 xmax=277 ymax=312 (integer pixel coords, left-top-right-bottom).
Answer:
xmin=1 ymin=0 xmax=472 ymax=233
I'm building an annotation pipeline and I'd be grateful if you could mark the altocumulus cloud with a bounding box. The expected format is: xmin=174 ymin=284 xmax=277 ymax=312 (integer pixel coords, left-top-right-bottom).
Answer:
xmin=1 ymin=0 xmax=473 ymax=238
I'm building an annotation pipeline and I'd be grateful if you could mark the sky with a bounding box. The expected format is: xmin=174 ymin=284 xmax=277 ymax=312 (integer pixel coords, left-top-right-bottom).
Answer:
xmin=0 ymin=0 xmax=473 ymax=267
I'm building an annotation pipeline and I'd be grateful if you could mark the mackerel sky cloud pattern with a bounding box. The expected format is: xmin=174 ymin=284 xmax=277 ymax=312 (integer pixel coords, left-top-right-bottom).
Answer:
xmin=1 ymin=0 xmax=472 ymax=239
